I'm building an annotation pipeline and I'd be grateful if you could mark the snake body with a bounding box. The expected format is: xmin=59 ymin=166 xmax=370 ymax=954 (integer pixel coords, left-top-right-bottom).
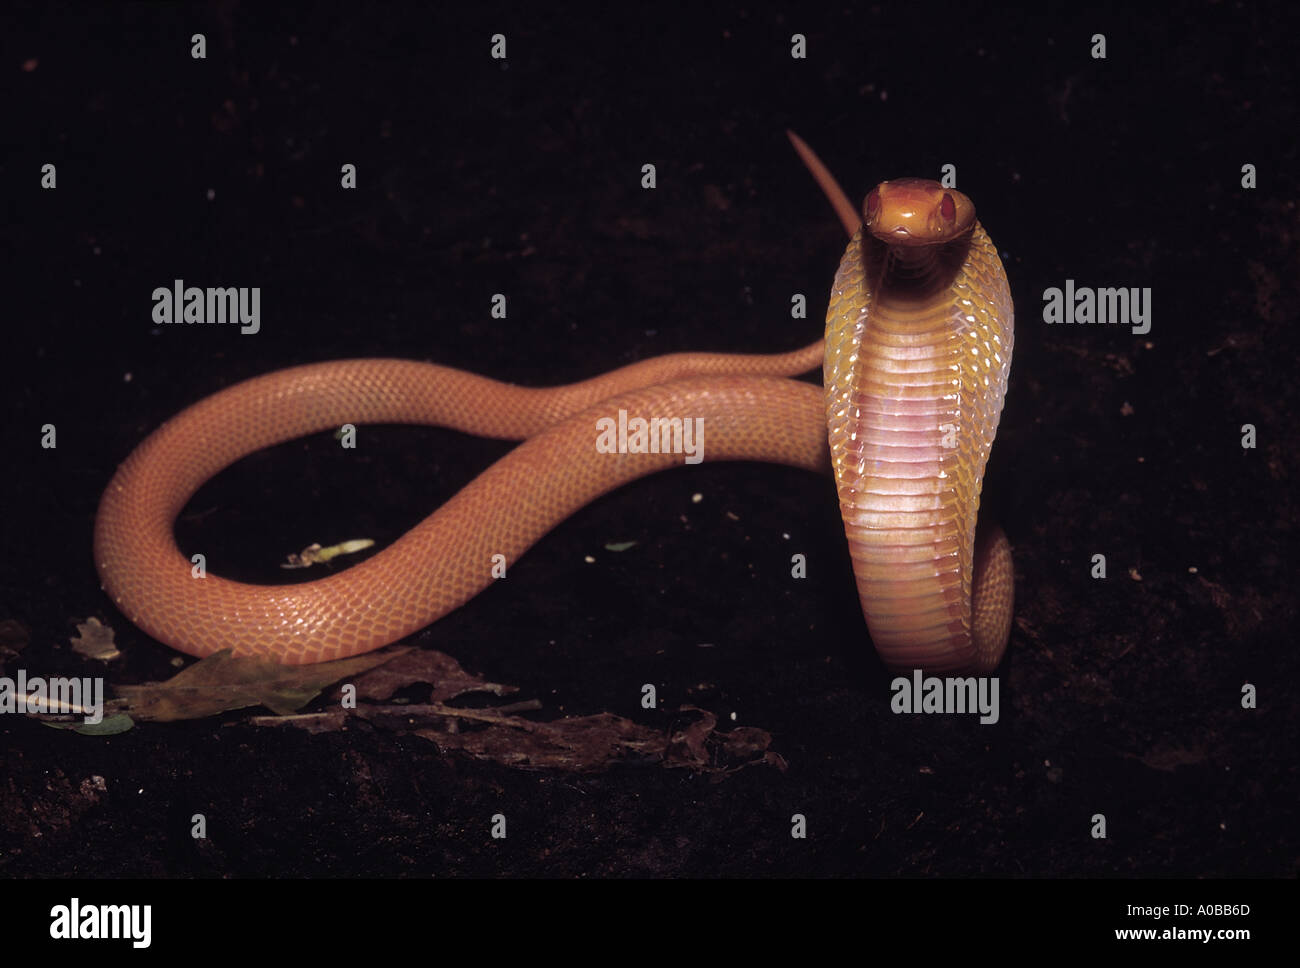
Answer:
xmin=824 ymin=178 xmax=1014 ymax=674
xmin=94 ymin=142 xmax=1014 ymax=672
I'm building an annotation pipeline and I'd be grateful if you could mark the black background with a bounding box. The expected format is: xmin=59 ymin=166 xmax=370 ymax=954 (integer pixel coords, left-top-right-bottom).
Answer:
xmin=2 ymin=1 xmax=1297 ymax=882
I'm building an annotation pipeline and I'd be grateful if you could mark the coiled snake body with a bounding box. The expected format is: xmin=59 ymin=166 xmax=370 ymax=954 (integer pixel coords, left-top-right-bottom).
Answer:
xmin=94 ymin=138 xmax=1014 ymax=672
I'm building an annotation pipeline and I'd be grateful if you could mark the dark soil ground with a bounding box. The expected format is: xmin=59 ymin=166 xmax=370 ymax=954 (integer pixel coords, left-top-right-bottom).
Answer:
xmin=2 ymin=2 xmax=1297 ymax=879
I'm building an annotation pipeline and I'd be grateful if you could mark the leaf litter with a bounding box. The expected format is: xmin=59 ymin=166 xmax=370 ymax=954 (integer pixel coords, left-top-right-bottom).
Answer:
xmin=39 ymin=630 xmax=783 ymax=775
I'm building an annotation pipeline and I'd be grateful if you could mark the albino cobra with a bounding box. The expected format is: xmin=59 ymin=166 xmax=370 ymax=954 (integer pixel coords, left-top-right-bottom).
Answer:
xmin=94 ymin=134 xmax=1014 ymax=673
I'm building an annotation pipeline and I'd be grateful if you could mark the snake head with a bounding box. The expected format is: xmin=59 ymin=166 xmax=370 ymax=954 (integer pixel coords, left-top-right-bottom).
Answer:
xmin=862 ymin=178 xmax=975 ymax=246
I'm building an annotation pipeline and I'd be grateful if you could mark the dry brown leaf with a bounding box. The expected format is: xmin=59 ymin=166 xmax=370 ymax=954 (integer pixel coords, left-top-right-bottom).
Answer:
xmin=346 ymin=648 xmax=517 ymax=703
xmin=415 ymin=703 xmax=783 ymax=775
xmin=247 ymin=657 xmax=784 ymax=775
xmin=114 ymin=647 xmax=403 ymax=721
xmin=71 ymin=617 xmax=120 ymax=661
xmin=416 ymin=709 xmax=664 ymax=772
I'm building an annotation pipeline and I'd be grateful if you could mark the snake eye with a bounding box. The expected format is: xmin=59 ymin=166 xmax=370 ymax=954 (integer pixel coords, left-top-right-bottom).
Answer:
xmin=864 ymin=188 xmax=880 ymax=221
xmin=940 ymin=192 xmax=956 ymax=223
